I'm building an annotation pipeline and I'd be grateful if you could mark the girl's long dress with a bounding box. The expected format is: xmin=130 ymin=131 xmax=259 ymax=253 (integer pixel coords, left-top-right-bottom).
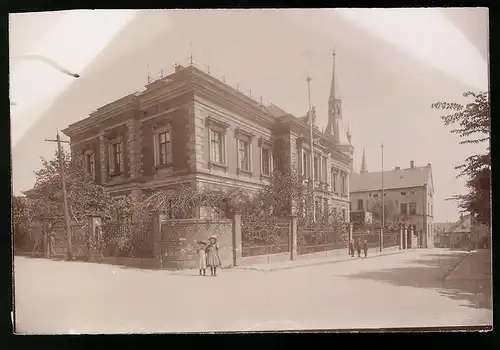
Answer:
xmin=198 ymin=249 xmax=207 ymax=269
xmin=206 ymin=243 xmax=221 ymax=267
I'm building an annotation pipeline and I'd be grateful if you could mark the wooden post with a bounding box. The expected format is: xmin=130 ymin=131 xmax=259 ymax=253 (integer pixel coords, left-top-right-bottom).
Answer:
xmin=289 ymin=216 xmax=298 ymax=261
xmin=379 ymin=228 xmax=383 ymax=252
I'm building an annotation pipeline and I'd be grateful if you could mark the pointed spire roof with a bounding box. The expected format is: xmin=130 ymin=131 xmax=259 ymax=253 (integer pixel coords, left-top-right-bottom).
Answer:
xmin=360 ymin=148 xmax=368 ymax=173
xmin=329 ymin=48 xmax=337 ymax=100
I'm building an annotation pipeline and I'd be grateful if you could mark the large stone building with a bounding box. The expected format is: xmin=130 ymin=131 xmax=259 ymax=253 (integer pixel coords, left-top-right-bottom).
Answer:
xmin=350 ymin=152 xmax=434 ymax=248
xmin=62 ymin=52 xmax=353 ymax=219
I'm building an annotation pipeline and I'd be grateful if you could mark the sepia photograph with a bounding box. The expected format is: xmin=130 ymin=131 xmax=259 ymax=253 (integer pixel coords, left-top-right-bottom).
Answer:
xmin=10 ymin=8 xmax=491 ymax=334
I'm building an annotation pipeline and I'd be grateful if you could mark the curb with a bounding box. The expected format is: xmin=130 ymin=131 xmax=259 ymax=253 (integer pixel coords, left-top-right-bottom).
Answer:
xmin=237 ymin=249 xmax=409 ymax=272
xmin=443 ymin=252 xmax=471 ymax=282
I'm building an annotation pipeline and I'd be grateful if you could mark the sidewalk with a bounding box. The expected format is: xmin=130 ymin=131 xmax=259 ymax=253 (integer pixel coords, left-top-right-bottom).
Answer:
xmin=235 ymin=246 xmax=407 ymax=272
xmin=445 ymin=249 xmax=492 ymax=282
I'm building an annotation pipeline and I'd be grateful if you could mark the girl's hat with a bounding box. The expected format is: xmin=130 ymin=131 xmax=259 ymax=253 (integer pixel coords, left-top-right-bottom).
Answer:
xmin=209 ymin=235 xmax=217 ymax=240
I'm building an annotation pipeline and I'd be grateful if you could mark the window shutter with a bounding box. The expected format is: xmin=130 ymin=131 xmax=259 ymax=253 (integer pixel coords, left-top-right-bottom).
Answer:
xmin=153 ymin=133 xmax=158 ymax=166
xmin=119 ymin=141 xmax=124 ymax=173
xmin=167 ymin=132 xmax=172 ymax=163
xmin=108 ymin=143 xmax=114 ymax=175
xmin=91 ymin=153 xmax=96 ymax=180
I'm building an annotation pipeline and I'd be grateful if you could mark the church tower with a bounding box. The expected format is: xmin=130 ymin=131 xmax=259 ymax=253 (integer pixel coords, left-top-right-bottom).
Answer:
xmin=324 ymin=49 xmax=354 ymax=167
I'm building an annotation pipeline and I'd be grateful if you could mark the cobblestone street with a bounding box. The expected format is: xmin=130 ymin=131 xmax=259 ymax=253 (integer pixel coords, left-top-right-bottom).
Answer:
xmin=14 ymin=248 xmax=492 ymax=334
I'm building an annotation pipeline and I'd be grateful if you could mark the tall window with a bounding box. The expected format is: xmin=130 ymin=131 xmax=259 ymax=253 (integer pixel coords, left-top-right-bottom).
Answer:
xmin=158 ymin=130 xmax=171 ymax=165
xmin=341 ymin=173 xmax=346 ymax=194
xmin=238 ymin=139 xmax=250 ymax=171
xmin=261 ymin=148 xmax=271 ymax=176
xmin=400 ymin=203 xmax=408 ymax=215
xmin=342 ymin=208 xmax=347 ymax=222
xmin=86 ymin=152 xmax=95 ymax=179
xmin=409 ymin=203 xmax=417 ymax=215
xmin=331 ymin=169 xmax=337 ymax=192
xmin=322 ymin=157 xmax=327 ymax=182
xmin=210 ymin=129 xmax=223 ymax=164
xmin=302 ymin=151 xmax=310 ymax=178
xmin=357 ymin=199 xmax=363 ymax=210
xmin=314 ymin=156 xmax=319 ymax=182
xmin=109 ymin=141 xmax=123 ymax=175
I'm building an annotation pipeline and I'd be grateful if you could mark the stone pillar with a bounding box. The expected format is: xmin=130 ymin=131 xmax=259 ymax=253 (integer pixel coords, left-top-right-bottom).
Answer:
xmin=232 ymin=212 xmax=242 ymax=266
xmin=403 ymin=226 xmax=408 ymax=249
xmin=87 ymin=216 xmax=102 ymax=261
xmin=379 ymin=228 xmax=383 ymax=252
xmin=348 ymin=223 xmax=353 ymax=255
xmin=152 ymin=213 xmax=163 ymax=269
xmin=410 ymin=226 xmax=415 ymax=249
xmin=289 ymin=215 xmax=298 ymax=261
xmin=400 ymin=228 xmax=404 ymax=250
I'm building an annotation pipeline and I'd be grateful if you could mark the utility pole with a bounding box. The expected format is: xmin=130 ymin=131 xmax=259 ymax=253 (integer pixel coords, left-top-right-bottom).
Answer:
xmin=45 ymin=131 xmax=72 ymax=261
xmin=381 ymin=141 xmax=385 ymax=235
xmin=306 ymin=73 xmax=315 ymax=221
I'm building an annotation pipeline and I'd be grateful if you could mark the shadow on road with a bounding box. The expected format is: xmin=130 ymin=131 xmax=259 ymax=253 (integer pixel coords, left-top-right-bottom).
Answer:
xmin=345 ymin=251 xmax=492 ymax=311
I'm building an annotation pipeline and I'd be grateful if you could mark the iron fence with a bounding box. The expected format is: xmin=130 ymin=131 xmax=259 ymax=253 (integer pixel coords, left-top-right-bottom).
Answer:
xmin=383 ymin=231 xmax=400 ymax=248
xmin=100 ymin=220 xmax=154 ymax=258
xmin=297 ymin=223 xmax=347 ymax=255
xmin=241 ymin=215 xmax=290 ymax=257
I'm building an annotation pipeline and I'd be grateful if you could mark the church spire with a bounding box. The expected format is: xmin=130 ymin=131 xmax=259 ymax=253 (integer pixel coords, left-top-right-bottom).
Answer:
xmin=360 ymin=148 xmax=368 ymax=173
xmin=325 ymin=49 xmax=342 ymax=143
xmin=329 ymin=48 xmax=337 ymax=100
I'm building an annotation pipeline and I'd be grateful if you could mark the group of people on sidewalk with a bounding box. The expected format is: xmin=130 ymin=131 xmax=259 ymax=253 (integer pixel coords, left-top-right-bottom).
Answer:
xmin=349 ymin=237 xmax=368 ymax=258
xmin=197 ymin=235 xmax=221 ymax=277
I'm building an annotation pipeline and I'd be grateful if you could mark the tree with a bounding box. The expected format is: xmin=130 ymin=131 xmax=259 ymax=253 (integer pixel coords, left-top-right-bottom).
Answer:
xmin=24 ymin=149 xmax=116 ymax=224
xmin=432 ymin=91 xmax=490 ymax=226
xmin=370 ymin=199 xmax=398 ymax=224
xmin=12 ymin=195 xmax=30 ymax=250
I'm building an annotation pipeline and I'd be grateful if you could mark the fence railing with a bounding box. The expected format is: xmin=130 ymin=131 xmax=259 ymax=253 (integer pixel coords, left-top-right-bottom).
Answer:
xmin=297 ymin=223 xmax=347 ymax=255
xmin=352 ymin=231 xmax=380 ymax=249
xmin=100 ymin=220 xmax=154 ymax=259
xmin=241 ymin=215 xmax=290 ymax=257
xmin=383 ymin=231 xmax=400 ymax=248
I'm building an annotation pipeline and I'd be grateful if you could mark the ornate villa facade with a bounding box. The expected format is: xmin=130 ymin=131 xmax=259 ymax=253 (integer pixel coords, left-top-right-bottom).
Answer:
xmin=62 ymin=53 xmax=354 ymax=220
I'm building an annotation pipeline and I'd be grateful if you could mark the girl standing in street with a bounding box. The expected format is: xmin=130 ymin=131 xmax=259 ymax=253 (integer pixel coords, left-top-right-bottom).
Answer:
xmin=205 ymin=235 xmax=221 ymax=276
xmin=196 ymin=241 xmax=207 ymax=276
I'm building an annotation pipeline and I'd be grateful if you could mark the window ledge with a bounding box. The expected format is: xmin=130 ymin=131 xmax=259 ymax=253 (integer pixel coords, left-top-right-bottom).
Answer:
xmin=208 ymin=161 xmax=228 ymax=171
xmin=155 ymin=163 xmax=174 ymax=170
xmin=260 ymin=174 xmax=271 ymax=181
xmin=237 ymin=168 xmax=252 ymax=176
xmin=109 ymin=171 xmax=123 ymax=178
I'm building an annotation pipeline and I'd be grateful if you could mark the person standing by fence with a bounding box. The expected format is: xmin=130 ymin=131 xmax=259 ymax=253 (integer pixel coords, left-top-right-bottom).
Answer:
xmin=355 ymin=237 xmax=361 ymax=257
xmin=363 ymin=239 xmax=368 ymax=257
xmin=197 ymin=241 xmax=207 ymax=276
xmin=349 ymin=239 xmax=355 ymax=257
xmin=206 ymin=235 xmax=221 ymax=276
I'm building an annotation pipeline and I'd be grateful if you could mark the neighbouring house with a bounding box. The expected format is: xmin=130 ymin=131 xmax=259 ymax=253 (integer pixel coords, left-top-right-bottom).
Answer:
xmin=349 ymin=151 xmax=434 ymax=248
xmin=435 ymin=213 xmax=486 ymax=249
xmin=61 ymin=52 xmax=354 ymax=220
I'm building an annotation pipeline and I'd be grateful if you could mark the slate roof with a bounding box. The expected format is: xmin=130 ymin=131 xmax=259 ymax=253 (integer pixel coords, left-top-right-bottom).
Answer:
xmin=350 ymin=165 xmax=431 ymax=192
xmin=264 ymin=103 xmax=288 ymax=118
xmin=448 ymin=214 xmax=473 ymax=233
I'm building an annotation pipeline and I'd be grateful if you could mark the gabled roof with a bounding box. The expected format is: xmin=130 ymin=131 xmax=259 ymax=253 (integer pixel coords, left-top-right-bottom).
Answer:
xmin=264 ymin=103 xmax=288 ymax=118
xmin=448 ymin=214 xmax=473 ymax=233
xmin=350 ymin=165 xmax=431 ymax=192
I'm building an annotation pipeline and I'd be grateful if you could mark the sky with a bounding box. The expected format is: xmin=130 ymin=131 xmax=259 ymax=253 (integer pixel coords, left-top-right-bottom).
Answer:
xmin=9 ymin=9 xmax=489 ymax=222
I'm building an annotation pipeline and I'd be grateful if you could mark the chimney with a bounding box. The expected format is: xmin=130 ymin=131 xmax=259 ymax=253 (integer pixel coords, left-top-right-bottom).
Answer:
xmin=427 ymin=163 xmax=431 ymax=167
xmin=410 ymin=160 xmax=415 ymax=168
xmin=460 ymin=213 xmax=463 ymax=219
xmin=395 ymin=166 xmax=400 ymax=170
